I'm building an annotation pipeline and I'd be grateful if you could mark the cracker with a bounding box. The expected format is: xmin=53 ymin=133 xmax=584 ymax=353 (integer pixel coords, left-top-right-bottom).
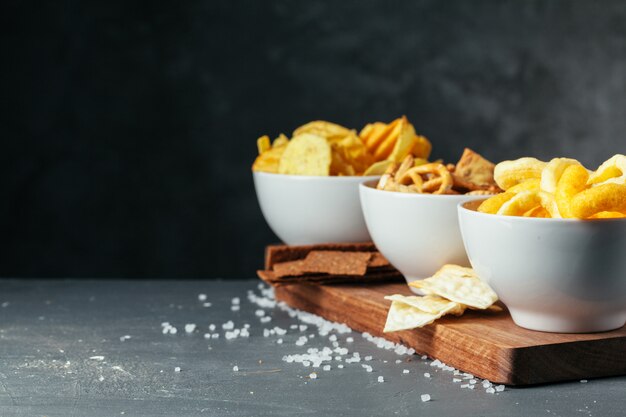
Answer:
xmin=408 ymin=264 xmax=498 ymax=310
xmin=383 ymin=300 xmax=452 ymax=332
xmin=384 ymin=294 xmax=465 ymax=315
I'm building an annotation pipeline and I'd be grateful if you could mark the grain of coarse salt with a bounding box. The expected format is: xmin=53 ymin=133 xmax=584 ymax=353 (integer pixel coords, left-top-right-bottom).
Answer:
xmin=89 ymin=356 xmax=105 ymax=361
xmin=231 ymin=306 xmax=240 ymax=312
xmin=119 ymin=335 xmax=131 ymax=342
xmin=203 ymin=333 xmax=211 ymax=339
xmin=233 ymin=366 xmax=239 ymax=372
xmin=323 ymin=365 xmax=331 ymax=371
xmin=198 ymin=294 xmax=207 ymax=301
xmin=202 ymin=302 xmax=212 ymax=307
xmin=328 ymin=334 xmax=337 ymax=342
xmin=495 ymin=385 xmax=505 ymax=392
xmin=424 ymin=372 xmax=431 ymax=378
xmin=453 ymin=378 xmax=462 ymax=383
xmin=260 ymin=316 xmax=271 ymax=323
xmin=395 ymin=360 xmax=402 ymax=364
xmin=174 ymin=367 xmax=181 ymax=372
xmin=222 ymin=321 xmax=234 ymax=330
xmin=486 ymin=387 xmax=496 ymax=394
xmin=255 ymin=309 xmax=265 ymax=317
xmin=211 ymin=333 xmax=219 ymax=339
xmin=364 ymin=356 xmax=373 ymax=361
xmin=378 ymin=376 xmax=384 ymax=383
xmin=208 ymin=324 xmax=216 ymax=331
xmin=421 ymin=394 xmax=431 ymax=402
xmin=276 ymin=339 xmax=283 ymax=344
xmin=403 ymin=369 xmax=410 ymax=374
xmin=346 ymin=337 xmax=354 ymax=343
xmin=232 ymin=297 xmax=240 ymax=305
xmin=185 ymin=324 xmax=196 ymax=333
xmin=309 ymin=372 xmax=317 ymax=379
xmin=580 ymin=379 xmax=588 ymax=383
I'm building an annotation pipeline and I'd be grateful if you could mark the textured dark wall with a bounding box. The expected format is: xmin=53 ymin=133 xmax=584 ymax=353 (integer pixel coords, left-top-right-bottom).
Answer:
xmin=2 ymin=0 xmax=626 ymax=278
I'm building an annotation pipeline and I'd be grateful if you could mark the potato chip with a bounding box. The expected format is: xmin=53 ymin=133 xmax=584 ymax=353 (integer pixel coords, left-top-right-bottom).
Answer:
xmin=293 ymin=121 xmax=352 ymax=142
xmin=329 ymin=131 xmax=373 ymax=175
xmin=388 ymin=120 xmax=418 ymax=163
xmin=555 ymin=164 xmax=589 ymax=218
xmin=257 ymin=135 xmax=271 ymax=155
xmin=540 ymin=157 xmax=581 ymax=194
xmin=373 ymin=117 xmax=405 ymax=160
xmin=588 ymin=154 xmax=626 ymax=186
xmin=362 ymin=119 xmax=401 ymax=155
xmin=494 ymin=157 xmax=546 ymax=190
xmin=409 ymin=265 xmax=498 ymax=310
xmin=278 ymin=133 xmax=331 ymax=176
xmin=384 ymin=294 xmax=465 ymax=315
xmin=364 ymin=160 xmax=394 ymax=176
xmin=252 ymin=135 xmax=288 ymax=173
xmin=383 ymin=300 xmax=455 ymax=333
xmin=412 ymin=135 xmax=432 ymax=160
xmin=496 ymin=190 xmax=541 ymax=216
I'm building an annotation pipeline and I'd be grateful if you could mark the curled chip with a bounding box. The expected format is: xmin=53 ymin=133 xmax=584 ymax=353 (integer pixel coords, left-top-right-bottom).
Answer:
xmin=409 ymin=265 xmax=498 ymax=310
xmin=257 ymin=135 xmax=271 ymax=155
xmin=588 ymin=154 xmax=626 ymax=186
xmin=278 ymin=133 xmax=331 ymax=176
xmin=496 ymin=190 xmax=541 ymax=216
xmin=568 ymin=183 xmax=626 ymax=219
xmin=555 ymin=164 xmax=589 ymax=218
xmin=540 ymin=158 xmax=581 ymax=194
xmin=588 ymin=211 xmax=626 ymax=219
xmin=477 ymin=179 xmax=539 ymax=214
xmin=494 ymin=157 xmax=546 ymax=190
xmin=363 ymin=160 xmax=394 ymax=176
xmin=360 ymin=116 xmax=432 ymax=163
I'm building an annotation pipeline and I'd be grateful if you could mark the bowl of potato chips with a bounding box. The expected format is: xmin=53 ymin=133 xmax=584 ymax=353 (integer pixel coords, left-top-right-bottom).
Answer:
xmin=459 ymin=155 xmax=626 ymax=333
xmin=360 ymin=149 xmax=500 ymax=291
xmin=252 ymin=118 xmax=432 ymax=245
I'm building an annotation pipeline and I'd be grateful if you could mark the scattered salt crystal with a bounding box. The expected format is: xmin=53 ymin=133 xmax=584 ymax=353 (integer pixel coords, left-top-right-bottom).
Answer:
xmin=231 ymin=306 xmax=240 ymax=312
xmin=430 ymin=360 xmax=441 ymax=367
xmin=255 ymin=310 xmax=265 ymax=317
xmin=98 ymin=376 xmax=104 ymax=382
xmin=403 ymin=370 xmax=410 ymax=374
xmin=211 ymin=333 xmax=219 ymax=339
xmin=185 ymin=324 xmax=196 ymax=333
xmin=276 ymin=339 xmax=283 ymax=344
xmin=299 ymin=325 xmax=308 ymax=331
xmin=424 ymin=372 xmax=431 ymax=378
xmin=395 ymin=360 xmax=402 ymax=364
xmin=469 ymin=379 xmax=477 ymax=384
xmin=309 ymin=372 xmax=317 ymax=379
xmin=174 ymin=367 xmax=181 ymax=372
xmin=198 ymin=294 xmax=207 ymax=301
xmin=169 ymin=327 xmax=177 ymax=335
xmin=222 ymin=321 xmax=234 ymax=330
xmin=208 ymin=324 xmax=216 ymax=331
xmin=580 ymin=379 xmax=588 ymax=383
xmin=203 ymin=333 xmax=211 ymax=339
xmin=303 ymin=361 xmax=311 ymax=367
xmin=260 ymin=316 xmax=271 ymax=323
xmin=346 ymin=337 xmax=354 ymax=343
xmin=453 ymin=378 xmax=462 ymax=383
xmin=232 ymin=297 xmax=240 ymax=305
xmin=233 ymin=366 xmax=239 ymax=372
xmin=290 ymin=325 xmax=298 ymax=329
xmin=495 ymin=385 xmax=505 ymax=392
xmin=364 ymin=356 xmax=372 ymax=361
xmin=328 ymin=334 xmax=337 ymax=342
xmin=421 ymin=394 xmax=431 ymax=402
xmin=468 ymin=385 xmax=475 ymax=389
xmin=486 ymin=387 xmax=496 ymax=394
xmin=161 ymin=322 xmax=170 ymax=327
xmin=338 ymin=364 xmax=344 ymax=369
xmin=323 ymin=365 xmax=331 ymax=371
xmin=377 ymin=376 xmax=384 ymax=383
xmin=202 ymin=302 xmax=212 ymax=307
xmin=89 ymin=356 xmax=105 ymax=361
xmin=274 ymin=327 xmax=287 ymax=336
xmin=460 ymin=384 xmax=469 ymax=388
xmin=421 ymin=355 xmax=428 ymax=360
xmin=119 ymin=335 xmax=131 ymax=342
xmin=362 ymin=364 xmax=373 ymax=372
xmin=482 ymin=380 xmax=492 ymax=388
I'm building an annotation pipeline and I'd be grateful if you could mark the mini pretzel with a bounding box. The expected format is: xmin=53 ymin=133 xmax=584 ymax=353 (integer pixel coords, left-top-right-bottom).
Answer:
xmin=397 ymin=163 xmax=453 ymax=194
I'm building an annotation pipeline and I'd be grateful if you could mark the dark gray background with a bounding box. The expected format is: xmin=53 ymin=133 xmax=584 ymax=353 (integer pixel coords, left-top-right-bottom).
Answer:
xmin=2 ymin=0 xmax=625 ymax=279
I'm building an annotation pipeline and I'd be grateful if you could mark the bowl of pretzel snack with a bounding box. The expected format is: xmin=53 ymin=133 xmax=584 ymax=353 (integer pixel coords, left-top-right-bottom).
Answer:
xmin=252 ymin=117 xmax=432 ymax=245
xmin=359 ymin=147 xmax=501 ymax=291
xmin=459 ymin=155 xmax=626 ymax=333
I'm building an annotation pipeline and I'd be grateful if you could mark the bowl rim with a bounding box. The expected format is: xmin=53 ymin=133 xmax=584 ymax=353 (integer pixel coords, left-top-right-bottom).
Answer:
xmin=458 ymin=200 xmax=626 ymax=223
xmin=253 ymin=171 xmax=381 ymax=181
xmin=359 ymin=180 xmax=492 ymax=200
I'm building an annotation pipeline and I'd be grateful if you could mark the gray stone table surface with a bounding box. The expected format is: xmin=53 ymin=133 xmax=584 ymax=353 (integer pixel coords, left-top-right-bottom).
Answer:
xmin=0 ymin=279 xmax=622 ymax=417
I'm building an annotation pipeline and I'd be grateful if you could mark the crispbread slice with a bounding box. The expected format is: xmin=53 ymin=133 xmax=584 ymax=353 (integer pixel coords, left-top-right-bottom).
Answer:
xmin=301 ymin=251 xmax=372 ymax=276
xmin=408 ymin=265 xmax=498 ymax=310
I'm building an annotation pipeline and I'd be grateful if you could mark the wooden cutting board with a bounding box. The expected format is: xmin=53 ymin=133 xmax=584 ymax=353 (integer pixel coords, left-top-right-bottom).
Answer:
xmin=274 ymin=282 xmax=626 ymax=385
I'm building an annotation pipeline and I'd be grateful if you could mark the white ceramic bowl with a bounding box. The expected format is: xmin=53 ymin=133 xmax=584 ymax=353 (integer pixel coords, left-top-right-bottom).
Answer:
xmin=359 ymin=180 xmax=486 ymax=291
xmin=458 ymin=200 xmax=626 ymax=333
xmin=253 ymin=172 xmax=379 ymax=245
